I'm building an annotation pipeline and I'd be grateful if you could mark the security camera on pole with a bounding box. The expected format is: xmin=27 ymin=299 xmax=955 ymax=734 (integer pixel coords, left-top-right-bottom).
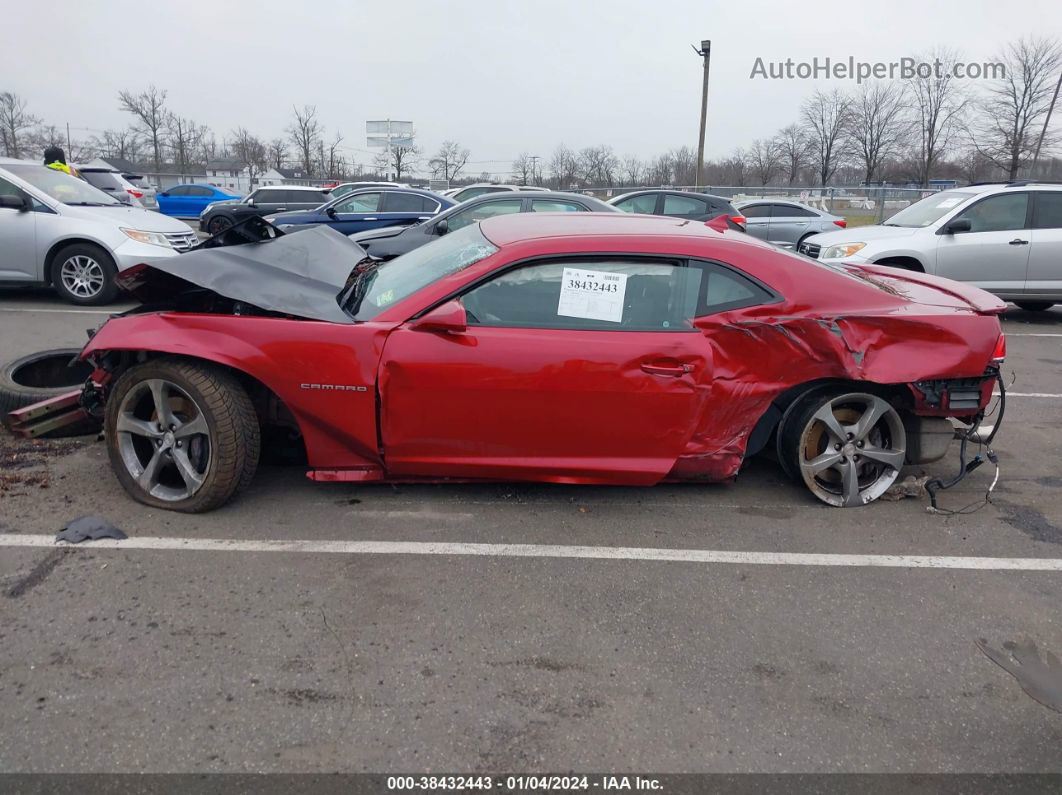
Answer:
xmin=366 ymin=119 xmax=414 ymax=181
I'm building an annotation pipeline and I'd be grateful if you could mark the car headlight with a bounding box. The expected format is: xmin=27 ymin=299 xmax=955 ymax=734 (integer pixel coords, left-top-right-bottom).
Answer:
xmin=820 ymin=242 xmax=866 ymax=259
xmin=121 ymin=228 xmax=172 ymax=248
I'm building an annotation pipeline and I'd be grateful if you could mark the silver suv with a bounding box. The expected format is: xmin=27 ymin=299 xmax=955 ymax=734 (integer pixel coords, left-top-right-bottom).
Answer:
xmin=801 ymin=182 xmax=1062 ymax=311
xmin=0 ymin=158 xmax=197 ymax=304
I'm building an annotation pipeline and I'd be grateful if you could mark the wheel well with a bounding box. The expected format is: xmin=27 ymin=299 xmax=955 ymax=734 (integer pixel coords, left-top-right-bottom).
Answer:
xmin=745 ymin=378 xmax=911 ymax=458
xmin=101 ymin=351 xmax=307 ymax=462
xmin=873 ymin=256 xmax=924 ymax=273
xmin=44 ymin=238 xmax=113 ymax=285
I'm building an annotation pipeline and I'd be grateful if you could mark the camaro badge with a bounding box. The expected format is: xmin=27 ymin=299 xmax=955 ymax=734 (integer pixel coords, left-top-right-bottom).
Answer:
xmin=300 ymin=383 xmax=368 ymax=392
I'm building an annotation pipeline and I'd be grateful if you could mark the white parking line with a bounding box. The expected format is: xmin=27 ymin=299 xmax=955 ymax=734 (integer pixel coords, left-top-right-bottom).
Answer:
xmin=1007 ymin=333 xmax=1062 ymax=337
xmin=0 ymin=307 xmax=117 ymax=314
xmin=1005 ymin=392 xmax=1062 ymax=398
xmin=3 ymin=534 xmax=1062 ymax=571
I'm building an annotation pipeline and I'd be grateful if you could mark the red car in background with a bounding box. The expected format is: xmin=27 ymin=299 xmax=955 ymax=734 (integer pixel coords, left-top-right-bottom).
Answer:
xmin=12 ymin=214 xmax=1005 ymax=512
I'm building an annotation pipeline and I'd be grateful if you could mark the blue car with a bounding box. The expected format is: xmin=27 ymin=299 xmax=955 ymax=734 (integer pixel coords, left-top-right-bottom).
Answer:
xmin=157 ymin=184 xmax=242 ymax=218
xmin=265 ymin=187 xmax=454 ymax=235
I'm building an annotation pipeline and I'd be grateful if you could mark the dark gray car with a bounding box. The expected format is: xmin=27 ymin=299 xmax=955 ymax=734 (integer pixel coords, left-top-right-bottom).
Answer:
xmin=735 ymin=199 xmax=847 ymax=250
xmin=199 ymin=185 xmax=331 ymax=235
xmin=350 ymin=191 xmax=616 ymax=260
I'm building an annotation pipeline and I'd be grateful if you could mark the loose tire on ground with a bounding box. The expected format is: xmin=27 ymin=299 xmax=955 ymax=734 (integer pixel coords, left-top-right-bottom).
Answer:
xmin=104 ymin=358 xmax=260 ymax=512
xmin=0 ymin=349 xmax=97 ymax=437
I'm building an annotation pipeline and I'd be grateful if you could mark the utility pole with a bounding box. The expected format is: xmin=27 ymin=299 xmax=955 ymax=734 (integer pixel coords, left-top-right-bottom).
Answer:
xmin=693 ymin=40 xmax=711 ymax=189
xmin=529 ymin=155 xmax=540 ymax=185
xmin=66 ymin=122 xmax=72 ymax=157
xmin=1030 ymin=67 xmax=1062 ymax=178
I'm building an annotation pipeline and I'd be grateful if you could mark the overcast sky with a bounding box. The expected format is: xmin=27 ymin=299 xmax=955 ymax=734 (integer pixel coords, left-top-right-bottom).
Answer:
xmin=5 ymin=0 xmax=1062 ymax=173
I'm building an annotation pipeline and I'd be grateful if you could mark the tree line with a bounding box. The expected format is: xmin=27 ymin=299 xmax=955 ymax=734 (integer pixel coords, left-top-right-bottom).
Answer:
xmin=2 ymin=36 xmax=1060 ymax=188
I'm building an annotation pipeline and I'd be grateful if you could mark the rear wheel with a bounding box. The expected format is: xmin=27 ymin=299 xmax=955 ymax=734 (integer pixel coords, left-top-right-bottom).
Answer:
xmin=105 ymin=358 xmax=260 ymax=512
xmin=780 ymin=391 xmax=906 ymax=507
xmin=1015 ymin=301 xmax=1055 ymax=312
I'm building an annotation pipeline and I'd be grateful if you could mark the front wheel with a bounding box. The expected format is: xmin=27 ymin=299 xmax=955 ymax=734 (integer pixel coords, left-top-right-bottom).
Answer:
xmin=105 ymin=358 xmax=260 ymax=512
xmin=207 ymin=215 xmax=234 ymax=235
xmin=1015 ymin=301 xmax=1055 ymax=312
xmin=780 ymin=391 xmax=906 ymax=507
xmin=52 ymin=243 xmax=119 ymax=305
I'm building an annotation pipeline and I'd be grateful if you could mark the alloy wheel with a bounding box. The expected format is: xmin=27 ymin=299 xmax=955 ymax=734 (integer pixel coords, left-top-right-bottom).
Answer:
xmin=115 ymin=378 xmax=211 ymax=501
xmin=59 ymin=255 xmax=105 ymax=299
xmin=797 ymin=393 xmax=906 ymax=507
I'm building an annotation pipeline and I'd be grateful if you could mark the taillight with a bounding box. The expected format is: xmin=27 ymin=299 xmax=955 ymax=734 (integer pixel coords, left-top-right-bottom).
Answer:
xmin=991 ymin=333 xmax=1006 ymax=362
xmin=833 ymin=219 xmax=847 ymax=228
xmin=127 ymin=189 xmax=144 ymax=199
xmin=729 ymin=215 xmax=746 ymax=227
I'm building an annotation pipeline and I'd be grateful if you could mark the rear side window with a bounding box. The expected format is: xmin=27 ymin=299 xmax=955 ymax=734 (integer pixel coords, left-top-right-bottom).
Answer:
xmin=383 ymin=192 xmax=436 ymax=213
xmin=663 ymin=194 xmax=709 ymax=216
xmin=773 ymin=204 xmax=817 ymax=218
xmin=287 ymin=190 xmax=328 ymax=204
xmin=462 ymin=260 xmax=702 ymax=332
xmin=188 ymin=186 xmax=214 ymax=197
xmin=1033 ymin=193 xmax=1062 ymax=229
xmin=531 ymin=200 xmax=584 ymax=213
xmin=696 ymin=262 xmax=775 ymax=315
xmin=741 ymin=204 xmax=771 ymax=218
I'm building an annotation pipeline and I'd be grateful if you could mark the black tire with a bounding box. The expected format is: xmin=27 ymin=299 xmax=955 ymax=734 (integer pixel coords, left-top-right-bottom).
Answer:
xmin=104 ymin=358 xmax=260 ymax=513
xmin=795 ymin=233 xmax=813 ymax=252
xmin=207 ymin=215 xmax=234 ymax=236
xmin=51 ymin=242 xmax=119 ymax=305
xmin=0 ymin=349 xmax=97 ymax=437
xmin=1015 ymin=301 xmax=1055 ymax=312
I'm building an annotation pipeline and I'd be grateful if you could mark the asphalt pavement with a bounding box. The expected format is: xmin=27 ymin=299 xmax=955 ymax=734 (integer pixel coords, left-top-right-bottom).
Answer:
xmin=1 ymin=289 xmax=1062 ymax=773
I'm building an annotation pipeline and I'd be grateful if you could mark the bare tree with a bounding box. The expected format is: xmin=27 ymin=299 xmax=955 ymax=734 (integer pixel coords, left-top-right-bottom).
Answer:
xmin=229 ymin=127 xmax=268 ymax=185
xmin=0 ymin=91 xmax=40 ymax=158
xmin=548 ymin=144 xmax=580 ymax=189
xmin=646 ymin=152 xmax=674 ymax=185
xmin=287 ymin=105 xmax=323 ymax=176
xmin=847 ymin=81 xmax=910 ymax=184
xmin=973 ymin=36 xmax=1062 ymax=179
xmin=748 ymin=138 xmax=782 ymax=185
xmin=721 ymin=148 xmax=750 ymax=185
xmin=908 ymin=48 xmax=968 ymax=187
xmin=775 ymin=124 xmax=809 ymax=184
xmin=670 ymin=146 xmax=699 ymax=185
xmin=801 ymin=88 xmax=852 ymax=186
xmin=373 ymin=144 xmax=419 ymax=180
xmin=512 ymin=152 xmax=534 ymax=185
xmin=26 ymin=125 xmax=94 ymax=162
xmin=620 ymin=155 xmax=644 ymax=186
xmin=267 ymin=138 xmax=288 ymax=170
xmin=166 ymin=115 xmax=206 ymax=173
xmin=578 ymin=145 xmax=618 ymax=186
xmin=430 ymin=140 xmax=471 ymax=183
xmin=325 ymin=132 xmax=345 ymax=178
xmin=92 ymin=127 xmax=142 ymax=163
xmin=118 ymin=86 xmax=168 ymax=172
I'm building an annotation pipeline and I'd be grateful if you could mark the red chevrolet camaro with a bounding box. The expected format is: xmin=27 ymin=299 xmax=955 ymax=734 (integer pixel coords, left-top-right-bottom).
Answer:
xmin=22 ymin=213 xmax=1006 ymax=512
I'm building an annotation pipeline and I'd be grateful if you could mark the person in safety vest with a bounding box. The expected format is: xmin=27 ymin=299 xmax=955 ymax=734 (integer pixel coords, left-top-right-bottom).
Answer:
xmin=43 ymin=147 xmax=80 ymax=178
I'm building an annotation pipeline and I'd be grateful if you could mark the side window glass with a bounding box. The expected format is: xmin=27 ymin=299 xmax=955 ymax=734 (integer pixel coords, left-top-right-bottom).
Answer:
xmin=383 ymin=192 xmax=429 ymax=213
xmin=168 ymin=185 xmax=190 ymax=196
xmin=697 ymin=262 xmax=775 ymax=315
xmin=662 ymin=194 xmax=709 ymax=216
xmin=447 ymin=199 xmax=523 ymax=232
xmin=741 ymin=204 xmax=771 ymax=218
xmin=1033 ymin=193 xmax=1062 ymax=229
xmin=462 ymin=260 xmax=702 ymax=331
xmin=531 ymin=200 xmax=583 ymax=213
xmin=614 ymin=194 xmax=657 ymax=214
xmin=190 ymin=186 xmax=214 ymax=197
xmin=954 ymin=193 xmax=1029 ymax=233
xmin=335 ymin=192 xmax=381 ymax=213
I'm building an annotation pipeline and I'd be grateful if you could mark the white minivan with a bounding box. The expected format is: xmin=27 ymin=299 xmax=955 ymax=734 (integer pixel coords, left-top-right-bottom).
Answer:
xmin=0 ymin=158 xmax=198 ymax=304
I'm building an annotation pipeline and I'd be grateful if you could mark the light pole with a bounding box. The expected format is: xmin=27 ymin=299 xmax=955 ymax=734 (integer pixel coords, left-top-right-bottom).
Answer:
xmin=693 ymin=40 xmax=711 ymax=189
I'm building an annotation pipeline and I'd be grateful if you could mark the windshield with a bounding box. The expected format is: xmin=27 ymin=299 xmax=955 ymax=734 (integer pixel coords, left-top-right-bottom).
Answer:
xmin=5 ymin=163 xmax=122 ymax=206
xmin=344 ymin=224 xmax=498 ymax=321
xmin=885 ymin=191 xmax=974 ymax=227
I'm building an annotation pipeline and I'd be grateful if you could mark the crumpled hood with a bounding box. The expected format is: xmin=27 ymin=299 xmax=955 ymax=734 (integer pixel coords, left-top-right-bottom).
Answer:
xmin=118 ymin=225 xmax=367 ymax=324
xmin=806 ymin=224 xmax=921 ymax=246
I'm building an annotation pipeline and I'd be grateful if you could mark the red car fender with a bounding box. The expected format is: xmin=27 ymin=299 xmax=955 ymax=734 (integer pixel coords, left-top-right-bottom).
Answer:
xmin=81 ymin=312 xmax=394 ymax=469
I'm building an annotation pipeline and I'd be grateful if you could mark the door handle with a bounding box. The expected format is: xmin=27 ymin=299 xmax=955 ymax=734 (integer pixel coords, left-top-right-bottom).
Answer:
xmin=364 ymin=217 xmax=378 ymax=221
xmin=641 ymin=362 xmax=692 ymax=377
xmin=275 ymin=207 xmax=287 ymax=211
xmin=1009 ymin=238 xmax=1029 ymax=245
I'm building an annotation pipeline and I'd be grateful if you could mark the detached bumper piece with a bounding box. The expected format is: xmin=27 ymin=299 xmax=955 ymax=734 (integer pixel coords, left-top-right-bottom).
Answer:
xmin=3 ymin=389 xmax=97 ymax=439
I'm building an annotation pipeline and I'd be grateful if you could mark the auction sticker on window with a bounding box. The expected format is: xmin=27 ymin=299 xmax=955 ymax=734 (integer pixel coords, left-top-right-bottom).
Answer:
xmin=557 ymin=267 xmax=627 ymax=323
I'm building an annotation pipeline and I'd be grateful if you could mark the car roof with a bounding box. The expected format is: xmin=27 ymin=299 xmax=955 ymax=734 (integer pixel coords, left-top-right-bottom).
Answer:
xmin=257 ymin=184 xmax=328 ymax=192
xmin=479 ymin=211 xmax=744 ymax=247
xmin=334 ymin=186 xmax=451 ymax=201
xmin=610 ymin=189 xmax=734 ymax=204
